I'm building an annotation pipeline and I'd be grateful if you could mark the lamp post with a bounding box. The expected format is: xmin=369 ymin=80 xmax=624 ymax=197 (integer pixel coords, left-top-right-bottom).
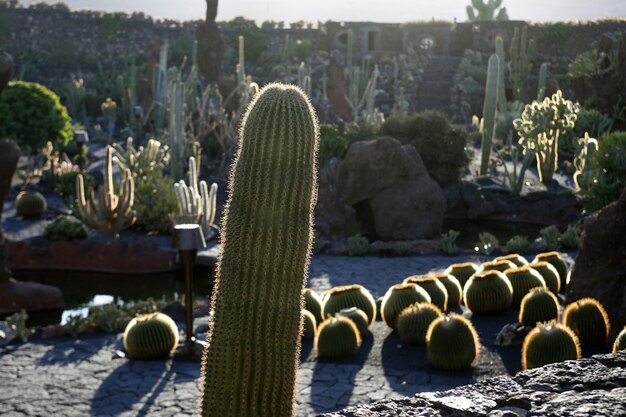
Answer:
xmin=172 ymin=223 xmax=206 ymax=359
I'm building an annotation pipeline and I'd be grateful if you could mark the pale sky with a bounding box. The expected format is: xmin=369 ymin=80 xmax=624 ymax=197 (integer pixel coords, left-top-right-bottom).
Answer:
xmin=20 ymin=0 xmax=626 ymax=23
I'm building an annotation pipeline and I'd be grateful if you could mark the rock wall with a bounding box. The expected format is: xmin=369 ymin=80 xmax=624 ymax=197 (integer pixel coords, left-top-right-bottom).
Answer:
xmin=322 ymin=351 xmax=626 ymax=416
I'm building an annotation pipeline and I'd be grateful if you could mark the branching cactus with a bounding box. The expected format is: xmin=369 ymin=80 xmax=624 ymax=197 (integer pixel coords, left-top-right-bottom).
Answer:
xmin=466 ymin=0 xmax=509 ymax=21
xmin=76 ymin=146 xmax=135 ymax=240
xmin=199 ymin=84 xmax=319 ymax=417
xmin=112 ymin=137 xmax=169 ymax=179
xmin=509 ymin=26 xmax=536 ymax=102
xmin=173 ymin=156 xmax=218 ymax=237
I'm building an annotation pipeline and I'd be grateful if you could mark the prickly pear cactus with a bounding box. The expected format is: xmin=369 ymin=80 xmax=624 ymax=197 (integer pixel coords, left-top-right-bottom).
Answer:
xmin=522 ymin=323 xmax=580 ymax=369
xmin=315 ymin=316 xmax=361 ymax=359
xmin=518 ymin=287 xmax=560 ymax=327
xmin=426 ymin=313 xmax=480 ymax=371
xmin=396 ymin=302 xmax=443 ymax=346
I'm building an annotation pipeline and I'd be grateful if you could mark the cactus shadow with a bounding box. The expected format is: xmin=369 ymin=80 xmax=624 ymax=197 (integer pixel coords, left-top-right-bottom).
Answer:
xmin=300 ymin=339 xmax=314 ymax=362
xmin=381 ymin=331 xmax=432 ymax=396
xmin=309 ymin=333 xmax=374 ymax=414
xmin=37 ymin=333 xmax=119 ymax=367
xmin=90 ymin=359 xmax=172 ymax=416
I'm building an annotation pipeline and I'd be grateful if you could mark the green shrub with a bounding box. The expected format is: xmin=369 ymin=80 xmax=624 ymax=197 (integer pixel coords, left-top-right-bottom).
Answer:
xmin=134 ymin=175 xmax=178 ymax=234
xmin=475 ymin=232 xmax=499 ymax=255
xmin=441 ymin=230 xmax=460 ymax=255
xmin=582 ymin=131 xmax=626 ymax=212
xmin=504 ymin=235 xmax=531 ymax=254
xmin=318 ymin=124 xmax=348 ymax=167
xmin=44 ymin=215 xmax=88 ymax=241
xmin=54 ymin=171 xmax=94 ymax=210
xmin=347 ymin=234 xmax=370 ymax=256
xmin=568 ymin=50 xmax=602 ymax=79
xmin=539 ymin=225 xmax=561 ymax=251
xmin=0 ymin=81 xmax=72 ymax=149
xmin=560 ymin=223 xmax=582 ymax=249
xmin=344 ymin=121 xmax=378 ymax=145
xmin=380 ymin=111 xmax=470 ymax=186
xmin=571 ymin=108 xmax=613 ymax=139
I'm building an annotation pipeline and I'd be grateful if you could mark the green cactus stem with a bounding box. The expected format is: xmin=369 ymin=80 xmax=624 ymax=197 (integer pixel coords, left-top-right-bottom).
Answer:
xmin=302 ymin=310 xmax=317 ymax=341
xmin=563 ymin=298 xmax=611 ymax=351
xmin=199 ymin=84 xmax=318 ymax=417
xmin=479 ymin=53 xmax=500 ymax=176
xmin=533 ymin=252 xmax=568 ymax=292
xmin=397 ymin=302 xmax=443 ymax=346
xmin=494 ymin=253 xmax=528 ymax=267
xmin=337 ymin=307 xmax=370 ymax=337
xmin=321 ymin=284 xmax=377 ymax=324
xmin=527 ymin=261 xmax=560 ymax=294
xmin=509 ymin=26 xmax=537 ymax=102
xmin=315 ymin=316 xmax=361 ymax=359
xmin=426 ymin=313 xmax=480 ymax=371
xmin=303 ymin=288 xmax=323 ymax=324
xmin=123 ymin=312 xmax=179 ymax=360
xmin=463 ymin=270 xmax=513 ymax=314
xmin=504 ymin=265 xmax=547 ymax=306
xmin=403 ymin=275 xmax=449 ymax=312
xmin=381 ymin=283 xmax=431 ymax=330
xmin=444 ymin=262 xmax=480 ymax=289
xmin=521 ymin=323 xmax=580 ymax=370
xmin=518 ymin=287 xmax=559 ymax=327
xmin=537 ymin=62 xmax=548 ymax=101
xmin=495 ymin=36 xmax=507 ymax=112
xmin=613 ymin=327 xmax=626 ymax=353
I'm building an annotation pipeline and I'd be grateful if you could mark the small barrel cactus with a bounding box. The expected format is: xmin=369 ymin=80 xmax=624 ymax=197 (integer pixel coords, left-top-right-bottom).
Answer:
xmin=302 ymin=309 xmax=317 ymax=341
xmin=494 ymin=253 xmax=528 ymax=267
xmin=381 ymin=283 xmax=431 ymax=330
xmin=504 ymin=265 xmax=547 ymax=306
xmin=521 ymin=322 xmax=581 ymax=369
xmin=123 ymin=312 xmax=179 ymax=360
xmin=444 ymin=262 xmax=480 ymax=289
xmin=426 ymin=313 xmax=480 ymax=371
xmin=321 ymin=284 xmax=377 ymax=324
xmin=303 ymin=288 xmax=323 ymax=324
xmin=463 ymin=270 xmax=513 ymax=314
xmin=613 ymin=327 xmax=626 ymax=353
xmin=337 ymin=307 xmax=369 ymax=337
xmin=15 ymin=191 xmax=47 ymax=219
xmin=434 ymin=273 xmax=463 ymax=307
xmin=479 ymin=259 xmax=517 ymax=273
xmin=563 ymin=298 xmax=611 ymax=351
xmin=527 ymin=261 xmax=560 ymax=294
xmin=397 ymin=302 xmax=443 ymax=346
xmin=315 ymin=316 xmax=362 ymax=359
xmin=533 ymin=252 xmax=568 ymax=291
xmin=518 ymin=287 xmax=560 ymax=327
xmin=403 ymin=275 xmax=449 ymax=311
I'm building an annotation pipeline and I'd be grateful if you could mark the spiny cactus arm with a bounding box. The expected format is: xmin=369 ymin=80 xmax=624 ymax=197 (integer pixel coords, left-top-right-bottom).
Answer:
xmin=495 ymin=37 xmax=507 ymax=112
xmin=480 ymin=53 xmax=499 ymax=175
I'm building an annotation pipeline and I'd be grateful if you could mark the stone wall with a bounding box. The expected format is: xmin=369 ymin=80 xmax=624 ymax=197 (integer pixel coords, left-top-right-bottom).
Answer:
xmin=322 ymin=351 xmax=626 ymax=416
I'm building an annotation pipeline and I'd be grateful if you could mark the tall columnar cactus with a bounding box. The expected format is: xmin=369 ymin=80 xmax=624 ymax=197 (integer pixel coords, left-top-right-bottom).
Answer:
xmin=536 ymin=62 xmax=549 ymax=101
xmin=494 ymin=253 xmax=528 ymax=267
xmin=403 ymin=275 xmax=449 ymax=312
xmin=527 ymin=261 xmax=561 ymax=294
xmin=479 ymin=53 xmax=499 ymax=176
xmin=444 ymin=262 xmax=480 ymax=289
xmin=521 ymin=323 xmax=580 ymax=370
xmin=173 ymin=156 xmax=218 ymax=238
xmin=466 ymin=0 xmax=509 ymax=21
xmin=503 ymin=265 xmax=547 ymax=306
xmin=463 ymin=270 xmax=513 ymax=314
xmin=532 ymin=251 xmax=568 ymax=291
xmin=168 ymin=79 xmax=185 ymax=182
xmin=494 ymin=36 xmax=507 ymax=112
xmin=518 ymin=287 xmax=560 ymax=327
xmin=153 ymin=40 xmax=169 ymax=133
xmin=321 ymin=284 xmax=377 ymax=324
xmin=563 ymin=298 xmax=611 ymax=352
xmin=509 ymin=26 xmax=537 ymax=102
xmin=426 ymin=314 xmax=481 ymax=371
xmin=199 ymin=84 xmax=319 ymax=417
xmin=76 ymin=146 xmax=135 ymax=240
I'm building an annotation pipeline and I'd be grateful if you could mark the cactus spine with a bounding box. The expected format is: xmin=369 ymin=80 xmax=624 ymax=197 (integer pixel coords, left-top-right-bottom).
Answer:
xmin=479 ymin=53 xmax=499 ymax=176
xmin=563 ymin=298 xmax=611 ymax=351
xmin=76 ymin=146 xmax=135 ymax=240
xmin=518 ymin=287 xmax=560 ymax=327
xmin=397 ymin=302 xmax=443 ymax=346
xmin=199 ymin=84 xmax=318 ymax=417
xmin=123 ymin=312 xmax=179 ymax=360
xmin=522 ymin=323 xmax=580 ymax=370
xmin=426 ymin=314 xmax=480 ymax=371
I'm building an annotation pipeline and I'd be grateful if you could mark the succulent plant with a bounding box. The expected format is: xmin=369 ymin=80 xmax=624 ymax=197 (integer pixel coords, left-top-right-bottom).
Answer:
xmin=613 ymin=327 xmax=626 ymax=353
xmin=404 ymin=275 xmax=449 ymax=311
xmin=444 ymin=262 xmax=480 ymax=289
xmin=381 ymin=283 xmax=431 ymax=330
xmin=199 ymin=84 xmax=318 ymax=417
xmin=397 ymin=302 xmax=443 ymax=346
xmin=426 ymin=313 xmax=480 ymax=371
xmin=433 ymin=273 xmax=463 ymax=307
xmin=463 ymin=270 xmax=513 ymax=314
xmin=521 ymin=322 xmax=581 ymax=370
xmin=479 ymin=260 xmax=517 ymax=274
xmin=527 ymin=261 xmax=561 ymax=294
xmin=15 ymin=191 xmax=47 ymax=219
xmin=123 ymin=312 xmax=179 ymax=360
xmin=533 ymin=252 xmax=568 ymax=292
xmin=315 ymin=316 xmax=362 ymax=359
xmin=504 ymin=265 xmax=547 ymax=306
xmin=322 ymin=284 xmax=377 ymax=324
xmin=337 ymin=307 xmax=369 ymax=337
xmin=302 ymin=309 xmax=317 ymax=341
xmin=494 ymin=253 xmax=528 ymax=267
xmin=518 ymin=287 xmax=560 ymax=327
xmin=5 ymin=309 xmax=30 ymax=342
xmin=563 ymin=298 xmax=611 ymax=351
xmin=303 ymin=288 xmax=324 ymax=324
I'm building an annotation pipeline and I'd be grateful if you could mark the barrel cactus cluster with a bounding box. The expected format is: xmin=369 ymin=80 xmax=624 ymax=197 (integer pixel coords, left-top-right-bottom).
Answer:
xmin=522 ymin=322 xmax=581 ymax=369
xmin=396 ymin=302 xmax=443 ymax=346
xmin=463 ymin=270 xmax=513 ymax=314
xmin=381 ymin=283 xmax=431 ymax=329
xmin=518 ymin=287 xmax=560 ymax=327
xmin=426 ymin=314 xmax=480 ymax=371
xmin=321 ymin=284 xmax=376 ymax=324
xmin=403 ymin=275 xmax=448 ymax=311
xmin=562 ymin=298 xmax=611 ymax=351
xmin=315 ymin=316 xmax=362 ymax=359
xmin=503 ymin=265 xmax=546 ymax=305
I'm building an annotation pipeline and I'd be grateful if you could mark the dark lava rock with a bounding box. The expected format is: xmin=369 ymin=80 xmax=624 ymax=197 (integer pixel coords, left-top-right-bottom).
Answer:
xmin=0 ymin=278 xmax=64 ymax=314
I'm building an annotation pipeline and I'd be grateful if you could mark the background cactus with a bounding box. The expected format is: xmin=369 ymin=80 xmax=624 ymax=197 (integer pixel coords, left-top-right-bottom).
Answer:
xmin=426 ymin=314 xmax=480 ymax=371
xmin=444 ymin=262 xmax=480 ymax=289
xmin=403 ymin=275 xmax=448 ymax=311
xmin=15 ymin=191 xmax=47 ymax=219
xmin=381 ymin=283 xmax=431 ymax=330
xmin=303 ymin=288 xmax=324 ymax=324
xmin=434 ymin=273 xmax=463 ymax=307
xmin=123 ymin=312 xmax=179 ymax=360
xmin=533 ymin=252 xmax=568 ymax=291
xmin=518 ymin=287 xmax=560 ymax=327
xmin=613 ymin=327 xmax=626 ymax=353
xmin=563 ymin=298 xmax=611 ymax=351
xmin=199 ymin=84 xmax=318 ymax=417
xmin=337 ymin=307 xmax=369 ymax=337
xmin=322 ymin=284 xmax=377 ymax=324
xmin=479 ymin=53 xmax=499 ymax=176
xmin=527 ymin=261 xmax=561 ymax=294
xmin=315 ymin=316 xmax=361 ymax=359
xmin=397 ymin=302 xmax=443 ymax=346
xmin=466 ymin=0 xmax=509 ymax=21
xmin=509 ymin=26 xmax=537 ymax=102
xmin=302 ymin=309 xmax=317 ymax=341
xmin=521 ymin=323 xmax=581 ymax=370
xmin=494 ymin=253 xmax=528 ymax=267
xmin=463 ymin=270 xmax=513 ymax=314
xmin=504 ymin=265 xmax=547 ymax=305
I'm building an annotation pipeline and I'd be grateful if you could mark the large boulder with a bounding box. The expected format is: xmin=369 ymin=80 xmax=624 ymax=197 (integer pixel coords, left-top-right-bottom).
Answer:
xmin=336 ymin=137 xmax=445 ymax=240
xmin=0 ymin=278 xmax=64 ymax=314
xmin=568 ymin=185 xmax=626 ymax=339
